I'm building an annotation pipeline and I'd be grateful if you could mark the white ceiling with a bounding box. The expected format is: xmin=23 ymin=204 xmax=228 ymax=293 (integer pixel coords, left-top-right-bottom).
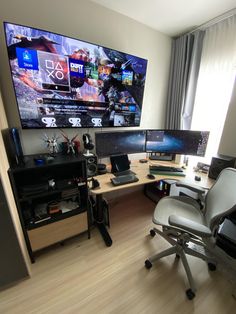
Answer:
xmin=90 ymin=0 xmax=236 ymax=36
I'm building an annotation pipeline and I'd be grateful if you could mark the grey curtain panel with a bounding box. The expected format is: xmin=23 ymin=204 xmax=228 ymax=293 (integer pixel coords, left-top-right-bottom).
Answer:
xmin=165 ymin=31 xmax=205 ymax=130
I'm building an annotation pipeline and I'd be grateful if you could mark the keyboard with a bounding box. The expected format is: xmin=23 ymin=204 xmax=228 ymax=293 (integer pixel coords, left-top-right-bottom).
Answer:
xmin=149 ymin=165 xmax=183 ymax=172
xmin=111 ymin=174 xmax=139 ymax=186
xmin=149 ymin=165 xmax=186 ymax=177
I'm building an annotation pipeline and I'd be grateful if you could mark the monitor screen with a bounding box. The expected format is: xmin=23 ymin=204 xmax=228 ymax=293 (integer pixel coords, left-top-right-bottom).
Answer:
xmin=95 ymin=130 xmax=146 ymax=157
xmin=4 ymin=22 xmax=148 ymax=129
xmin=146 ymin=130 xmax=209 ymax=156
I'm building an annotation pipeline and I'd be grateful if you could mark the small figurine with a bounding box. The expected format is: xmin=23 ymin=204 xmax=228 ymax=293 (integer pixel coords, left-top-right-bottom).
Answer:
xmin=60 ymin=131 xmax=80 ymax=155
xmin=43 ymin=134 xmax=60 ymax=155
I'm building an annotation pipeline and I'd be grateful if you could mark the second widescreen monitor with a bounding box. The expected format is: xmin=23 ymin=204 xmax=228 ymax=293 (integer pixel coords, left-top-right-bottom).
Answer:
xmin=146 ymin=130 xmax=209 ymax=157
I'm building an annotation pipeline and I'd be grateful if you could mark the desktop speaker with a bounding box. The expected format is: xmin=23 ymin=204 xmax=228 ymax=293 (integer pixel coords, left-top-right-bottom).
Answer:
xmin=2 ymin=128 xmax=24 ymax=166
xmin=208 ymin=155 xmax=235 ymax=179
xmin=84 ymin=155 xmax=97 ymax=177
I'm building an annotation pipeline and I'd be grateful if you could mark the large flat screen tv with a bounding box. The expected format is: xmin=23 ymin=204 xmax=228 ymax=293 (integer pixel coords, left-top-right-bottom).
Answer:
xmin=4 ymin=22 xmax=148 ymax=129
xmin=146 ymin=130 xmax=210 ymax=156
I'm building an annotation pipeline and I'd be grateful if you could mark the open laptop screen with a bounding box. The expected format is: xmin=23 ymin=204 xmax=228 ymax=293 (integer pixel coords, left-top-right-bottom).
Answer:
xmin=110 ymin=154 xmax=130 ymax=174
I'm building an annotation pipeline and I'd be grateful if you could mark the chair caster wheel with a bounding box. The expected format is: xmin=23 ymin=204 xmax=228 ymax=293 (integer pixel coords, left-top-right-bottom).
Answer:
xmin=208 ymin=263 xmax=216 ymax=271
xmin=145 ymin=260 xmax=152 ymax=269
xmin=150 ymin=229 xmax=156 ymax=237
xmin=186 ymin=289 xmax=195 ymax=300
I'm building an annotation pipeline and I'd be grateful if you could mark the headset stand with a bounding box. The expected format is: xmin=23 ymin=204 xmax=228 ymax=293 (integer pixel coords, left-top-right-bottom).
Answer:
xmin=83 ymin=150 xmax=93 ymax=157
xmin=95 ymin=194 xmax=112 ymax=247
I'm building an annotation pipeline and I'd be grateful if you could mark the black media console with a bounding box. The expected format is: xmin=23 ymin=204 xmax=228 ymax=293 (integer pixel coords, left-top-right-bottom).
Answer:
xmin=8 ymin=154 xmax=90 ymax=262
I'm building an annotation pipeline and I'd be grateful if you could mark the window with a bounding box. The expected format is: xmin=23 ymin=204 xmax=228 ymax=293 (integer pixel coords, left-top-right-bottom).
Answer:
xmin=190 ymin=15 xmax=236 ymax=164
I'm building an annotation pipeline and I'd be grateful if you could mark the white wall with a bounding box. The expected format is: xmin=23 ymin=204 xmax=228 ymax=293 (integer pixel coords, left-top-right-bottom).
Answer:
xmin=218 ymin=78 xmax=236 ymax=157
xmin=0 ymin=0 xmax=171 ymax=155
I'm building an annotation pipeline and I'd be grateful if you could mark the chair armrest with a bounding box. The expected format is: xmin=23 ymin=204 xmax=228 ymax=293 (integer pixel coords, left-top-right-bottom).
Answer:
xmin=162 ymin=179 xmax=178 ymax=185
xmin=168 ymin=215 xmax=212 ymax=237
xmin=175 ymin=182 xmax=206 ymax=194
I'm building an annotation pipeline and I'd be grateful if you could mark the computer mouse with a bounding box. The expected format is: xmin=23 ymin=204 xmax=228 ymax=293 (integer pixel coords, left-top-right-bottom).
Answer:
xmin=147 ymin=174 xmax=155 ymax=179
xmin=194 ymin=175 xmax=201 ymax=181
xmin=139 ymin=159 xmax=148 ymax=163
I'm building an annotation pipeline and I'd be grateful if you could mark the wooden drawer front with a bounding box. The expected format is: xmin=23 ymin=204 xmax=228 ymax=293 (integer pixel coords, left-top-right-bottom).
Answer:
xmin=28 ymin=213 xmax=87 ymax=251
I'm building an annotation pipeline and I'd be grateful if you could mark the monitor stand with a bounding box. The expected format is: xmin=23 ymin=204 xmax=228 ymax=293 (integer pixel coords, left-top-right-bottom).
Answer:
xmin=149 ymin=153 xmax=175 ymax=161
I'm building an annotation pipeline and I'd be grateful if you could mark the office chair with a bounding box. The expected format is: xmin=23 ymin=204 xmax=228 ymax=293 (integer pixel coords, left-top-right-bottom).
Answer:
xmin=145 ymin=167 xmax=236 ymax=300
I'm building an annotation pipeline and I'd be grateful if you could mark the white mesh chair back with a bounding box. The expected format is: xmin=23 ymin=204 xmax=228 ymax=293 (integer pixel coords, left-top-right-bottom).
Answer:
xmin=204 ymin=168 xmax=236 ymax=230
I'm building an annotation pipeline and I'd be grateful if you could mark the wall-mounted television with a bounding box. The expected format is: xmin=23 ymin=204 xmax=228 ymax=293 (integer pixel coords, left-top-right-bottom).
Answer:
xmin=4 ymin=22 xmax=148 ymax=129
xmin=146 ymin=130 xmax=209 ymax=156
xmin=95 ymin=130 xmax=146 ymax=157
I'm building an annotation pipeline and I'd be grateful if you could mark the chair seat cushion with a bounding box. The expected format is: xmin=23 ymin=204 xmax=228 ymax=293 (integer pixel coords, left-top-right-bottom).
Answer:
xmin=153 ymin=196 xmax=204 ymax=227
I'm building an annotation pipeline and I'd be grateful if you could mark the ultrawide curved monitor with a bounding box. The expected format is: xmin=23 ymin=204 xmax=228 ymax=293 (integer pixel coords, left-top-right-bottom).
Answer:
xmin=95 ymin=130 xmax=146 ymax=157
xmin=146 ymin=130 xmax=210 ymax=156
xmin=4 ymin=22 xmax=148 ymax=129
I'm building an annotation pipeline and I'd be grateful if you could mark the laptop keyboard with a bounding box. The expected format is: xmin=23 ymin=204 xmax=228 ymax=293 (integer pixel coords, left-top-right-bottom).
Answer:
xmin=114 ymin=170 xmax=136 ymax=177
xmin=111 ymin=174 xmax=139 ymax=186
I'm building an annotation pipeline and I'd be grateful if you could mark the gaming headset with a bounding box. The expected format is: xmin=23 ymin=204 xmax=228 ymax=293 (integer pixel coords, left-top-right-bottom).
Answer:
xmin=82 ymin=133 xmax=94 ymax=151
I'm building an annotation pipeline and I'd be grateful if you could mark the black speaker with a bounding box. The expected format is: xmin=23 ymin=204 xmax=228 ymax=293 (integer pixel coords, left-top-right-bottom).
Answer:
xmin=2 ymin=128 xmax=24 ymax=166
xmin=208 ymin=155 xmax=235 ymax=179
xmin=84 ymin=155 xmax=97 ymax=177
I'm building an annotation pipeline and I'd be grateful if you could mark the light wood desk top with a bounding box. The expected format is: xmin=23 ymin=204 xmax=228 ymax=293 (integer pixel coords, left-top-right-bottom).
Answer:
xmin=91 ymin=160 xmax=214 ymax=195
xmin=90 ymin=159 xmax=215 ymax=247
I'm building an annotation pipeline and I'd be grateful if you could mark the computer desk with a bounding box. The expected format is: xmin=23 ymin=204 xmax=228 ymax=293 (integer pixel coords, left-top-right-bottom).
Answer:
xmin=91 ymin=160 xmax=214 ymax=247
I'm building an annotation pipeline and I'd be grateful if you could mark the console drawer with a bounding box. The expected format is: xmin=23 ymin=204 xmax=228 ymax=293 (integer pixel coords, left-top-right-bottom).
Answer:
xmin=27 ymin=212 xmax=87 ymax=251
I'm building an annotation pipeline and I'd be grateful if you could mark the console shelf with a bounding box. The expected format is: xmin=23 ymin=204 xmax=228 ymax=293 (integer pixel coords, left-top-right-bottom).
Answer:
xmin=26 ymin=205 xmax=87 ymax=230
xmin=9 ymin=154 xmax=90 ymax=262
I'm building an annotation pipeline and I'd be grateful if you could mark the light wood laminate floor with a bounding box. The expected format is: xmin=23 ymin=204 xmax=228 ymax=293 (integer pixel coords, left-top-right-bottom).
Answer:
xmin=0 ymin=191 xmax=235 ymax=314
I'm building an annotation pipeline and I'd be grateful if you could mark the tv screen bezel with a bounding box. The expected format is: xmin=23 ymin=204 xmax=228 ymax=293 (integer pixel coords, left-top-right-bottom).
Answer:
xmin=3 ymin=21 xmax=148 ymax=129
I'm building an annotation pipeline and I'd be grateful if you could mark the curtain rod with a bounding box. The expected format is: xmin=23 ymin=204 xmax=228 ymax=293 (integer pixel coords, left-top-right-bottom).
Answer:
xmin=189 ymin=7 xmax=236 ymax=34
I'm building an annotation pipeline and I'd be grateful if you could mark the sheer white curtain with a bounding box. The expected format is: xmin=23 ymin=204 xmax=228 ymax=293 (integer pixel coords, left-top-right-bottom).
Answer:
xmin=191 ymin=15 xmax=236 ymax=164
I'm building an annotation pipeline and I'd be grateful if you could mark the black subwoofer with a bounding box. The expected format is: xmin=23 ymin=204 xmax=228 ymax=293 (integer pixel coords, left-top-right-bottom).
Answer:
xmin=208 ymin=155 xmax=235 ymax=179
xmin=84 ymin=155 xmax=97 ymax=177
xmin=2 ymin=128 xmax=24 ymax=166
